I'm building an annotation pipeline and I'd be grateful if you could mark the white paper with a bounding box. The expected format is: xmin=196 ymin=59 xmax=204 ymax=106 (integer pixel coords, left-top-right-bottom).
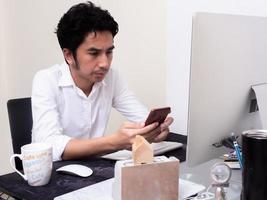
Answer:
xmin=54 ymin=178 xmax=114 ymax=200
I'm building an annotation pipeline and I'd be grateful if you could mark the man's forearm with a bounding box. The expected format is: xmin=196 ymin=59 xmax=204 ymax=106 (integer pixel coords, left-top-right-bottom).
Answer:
xmin=61 ymin=135 xmax=118 ymax=160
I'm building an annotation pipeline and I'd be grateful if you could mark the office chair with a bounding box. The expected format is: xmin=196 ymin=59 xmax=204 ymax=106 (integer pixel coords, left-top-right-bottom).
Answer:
xmin=7 ymin=97 xmax=32 ymax=170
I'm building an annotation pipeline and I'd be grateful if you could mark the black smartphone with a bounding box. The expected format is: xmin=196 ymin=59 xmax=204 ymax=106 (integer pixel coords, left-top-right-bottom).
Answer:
xmin=144 ymin=107 xmax=171 ymax=126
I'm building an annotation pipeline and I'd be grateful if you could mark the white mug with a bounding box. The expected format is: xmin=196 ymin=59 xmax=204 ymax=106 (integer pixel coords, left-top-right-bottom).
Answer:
xmin=10 ymin=143 xmax=53 ymax=186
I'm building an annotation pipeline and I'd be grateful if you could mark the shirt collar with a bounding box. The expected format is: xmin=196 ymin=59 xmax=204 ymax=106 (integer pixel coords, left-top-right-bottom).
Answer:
xmin=58 ymin=62 xmax=107 ymax=87
xmin=58 ymin=62 xmax=74 ymax=87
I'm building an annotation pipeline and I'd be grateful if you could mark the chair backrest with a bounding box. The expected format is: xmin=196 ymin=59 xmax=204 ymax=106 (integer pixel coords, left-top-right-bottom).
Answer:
xmin=7 ymin=97 xmax=32 ymax=170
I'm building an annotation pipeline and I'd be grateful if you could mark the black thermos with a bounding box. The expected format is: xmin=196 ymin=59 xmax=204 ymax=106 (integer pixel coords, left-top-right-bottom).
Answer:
xmin=242 ymin=130 xmax=267 ymax=200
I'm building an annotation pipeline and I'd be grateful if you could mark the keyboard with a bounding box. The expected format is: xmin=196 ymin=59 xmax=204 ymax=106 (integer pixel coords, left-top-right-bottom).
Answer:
xmin=101 ymin=141 xmax=183 ymax=160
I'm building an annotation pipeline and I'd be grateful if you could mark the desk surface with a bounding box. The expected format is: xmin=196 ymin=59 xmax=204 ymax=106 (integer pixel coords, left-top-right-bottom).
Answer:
xmin=55 ymin=159 xmax=242 ymax=200
xmin=180 ymin=159 xmax=242 ymax=200
xmin=0 ymin=133 xmax=186 ymax=200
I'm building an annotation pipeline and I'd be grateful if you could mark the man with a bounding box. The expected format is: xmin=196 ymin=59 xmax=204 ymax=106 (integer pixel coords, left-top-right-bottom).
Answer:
xmin=31 ymin=1 xmax=173 ymax=161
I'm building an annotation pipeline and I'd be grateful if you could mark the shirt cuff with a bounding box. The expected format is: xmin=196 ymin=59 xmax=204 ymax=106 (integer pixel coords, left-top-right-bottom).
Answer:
xmin=43 ymin=135 xmax=72 ymax=161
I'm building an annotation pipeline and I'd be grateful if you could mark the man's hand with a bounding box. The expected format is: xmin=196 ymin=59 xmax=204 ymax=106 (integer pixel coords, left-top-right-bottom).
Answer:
xmin=153 ymin=117 xmax=174 ymax=142
xmin=110 ymin=117 xmax=174 ymax=150
xmin=142 ymin=117 xmax=174 ymax=143
xmin=110 ymin=121 xmax=159 ymax=150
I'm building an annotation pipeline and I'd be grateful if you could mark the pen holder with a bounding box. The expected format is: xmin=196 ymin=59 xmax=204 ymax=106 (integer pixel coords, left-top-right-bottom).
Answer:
xmin=242 ymin=130 xmax=267 ymax=200
xmin=112 ymin=156 xmax=179 ymax=200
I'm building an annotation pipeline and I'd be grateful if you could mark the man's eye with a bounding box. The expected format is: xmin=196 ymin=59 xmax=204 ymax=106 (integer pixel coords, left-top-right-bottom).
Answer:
xmin=89 ymin=52 xmax=99 ymax=56
xmin=107 ymin=51 xmax=113 ymax=55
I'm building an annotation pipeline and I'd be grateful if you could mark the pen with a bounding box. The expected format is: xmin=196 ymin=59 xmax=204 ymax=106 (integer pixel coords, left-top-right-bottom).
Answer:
xmin=231 ymin=133 xmax=243 ymax=170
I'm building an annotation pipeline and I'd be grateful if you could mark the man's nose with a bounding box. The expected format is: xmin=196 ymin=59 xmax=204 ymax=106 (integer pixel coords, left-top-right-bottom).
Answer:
xmin=98 ymin=54 xmax=110 ymax=68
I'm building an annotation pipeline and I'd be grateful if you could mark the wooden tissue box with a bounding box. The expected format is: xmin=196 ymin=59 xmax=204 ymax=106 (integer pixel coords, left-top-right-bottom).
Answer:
xmin=112 ymin=156 xmax=179 ymax=200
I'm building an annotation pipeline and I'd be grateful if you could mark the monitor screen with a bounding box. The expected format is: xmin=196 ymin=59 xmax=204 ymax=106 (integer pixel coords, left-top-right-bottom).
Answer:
xmin=186 ymin=12 xmax=267 ymax=167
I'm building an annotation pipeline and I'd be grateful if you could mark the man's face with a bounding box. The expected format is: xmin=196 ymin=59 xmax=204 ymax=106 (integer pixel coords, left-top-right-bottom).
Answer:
xmin=64 ymin=31 xmax=114 ymax=87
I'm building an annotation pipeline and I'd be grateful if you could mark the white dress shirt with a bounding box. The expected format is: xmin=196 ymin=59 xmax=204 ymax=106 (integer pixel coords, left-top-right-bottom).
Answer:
xmin=31 ymin=62 xmax=148 ymax=161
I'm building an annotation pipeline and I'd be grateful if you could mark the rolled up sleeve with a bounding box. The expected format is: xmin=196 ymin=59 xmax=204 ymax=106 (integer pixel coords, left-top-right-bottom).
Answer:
xmin=31 ymin=70 xmax=71 ymax=161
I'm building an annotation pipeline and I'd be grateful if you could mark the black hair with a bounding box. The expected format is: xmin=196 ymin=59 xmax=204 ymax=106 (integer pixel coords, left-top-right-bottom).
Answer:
xmin=55 ymin=1 xmax=118 ymax=56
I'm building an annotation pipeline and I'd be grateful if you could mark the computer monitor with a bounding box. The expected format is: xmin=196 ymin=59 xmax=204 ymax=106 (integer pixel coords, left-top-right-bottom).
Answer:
xmin=186 ymin=12 xmax=267 ymax=167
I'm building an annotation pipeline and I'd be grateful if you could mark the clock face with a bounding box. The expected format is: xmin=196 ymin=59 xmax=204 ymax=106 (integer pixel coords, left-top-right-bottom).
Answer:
xmin=210 ymin=163 xmax=232 ymax=184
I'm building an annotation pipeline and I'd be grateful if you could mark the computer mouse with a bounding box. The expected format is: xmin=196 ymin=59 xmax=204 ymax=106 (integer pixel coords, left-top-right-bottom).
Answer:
xmin=56 ymin=164 xmax=93 ymax=177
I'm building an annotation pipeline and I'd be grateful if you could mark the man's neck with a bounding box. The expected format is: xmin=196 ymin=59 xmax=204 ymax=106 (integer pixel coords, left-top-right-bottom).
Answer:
xmin=69 ymin=69 xmax=94 ymax=97
xmin=81 ymin=85 xmax=93 ymax=97
xmin=76 ymin=80 xmax=94 ymax=97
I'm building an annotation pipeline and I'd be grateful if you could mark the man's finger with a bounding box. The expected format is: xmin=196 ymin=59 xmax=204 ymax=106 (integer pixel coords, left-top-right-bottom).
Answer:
xmin=154 ymin=129 xmax=169 ymax=142
xmin=160 ymin=117 xmax=174 ymax=130
xmin=122 ymin=121 xmax=144 ymax=129
xmin=137 ymin=122 xmax=158 ymax=134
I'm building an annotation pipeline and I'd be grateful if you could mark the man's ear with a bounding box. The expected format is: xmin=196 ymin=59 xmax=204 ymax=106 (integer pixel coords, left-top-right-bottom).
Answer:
xmin=62 ymin=48 xmax=74 ymax=65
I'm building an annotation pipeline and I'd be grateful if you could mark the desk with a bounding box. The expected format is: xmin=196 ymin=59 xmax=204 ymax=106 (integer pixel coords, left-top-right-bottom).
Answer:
xmin=55 ymin=159 xmax=242 ymax=200
xmin=180 ymin=159 xmax=242 ymax=200
xmin=0 ymin=133 xmax=186 ymax=200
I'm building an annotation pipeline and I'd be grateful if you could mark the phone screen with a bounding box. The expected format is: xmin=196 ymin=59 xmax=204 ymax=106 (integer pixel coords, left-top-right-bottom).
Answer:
xmin=144 ymin=107 xmax=171 ymax=126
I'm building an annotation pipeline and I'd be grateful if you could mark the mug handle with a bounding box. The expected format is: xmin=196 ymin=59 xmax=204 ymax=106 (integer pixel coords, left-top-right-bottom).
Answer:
xmin=9 ymin=154 xmax=27 ymax=181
